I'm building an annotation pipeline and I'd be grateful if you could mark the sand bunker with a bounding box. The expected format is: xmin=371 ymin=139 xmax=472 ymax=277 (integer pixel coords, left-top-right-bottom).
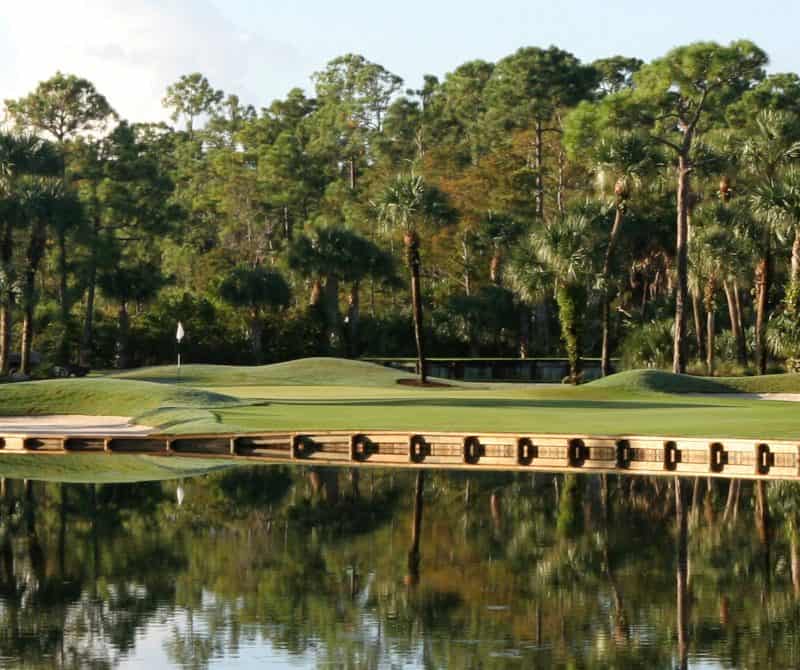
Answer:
xmin=0 ymin=415 xmax=152 ymax=435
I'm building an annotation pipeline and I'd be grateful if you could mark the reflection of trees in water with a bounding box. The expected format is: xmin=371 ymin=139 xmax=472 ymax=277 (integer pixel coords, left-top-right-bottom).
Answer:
xmin=0 ymin=479 xmax=183 ymax=669
xmin=2 ymin=471 xmax=800 ymax=668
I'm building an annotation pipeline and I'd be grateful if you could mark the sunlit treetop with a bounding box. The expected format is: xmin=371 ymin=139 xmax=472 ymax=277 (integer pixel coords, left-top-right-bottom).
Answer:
xmin=5 ymin=71 xmax=117 ymax=143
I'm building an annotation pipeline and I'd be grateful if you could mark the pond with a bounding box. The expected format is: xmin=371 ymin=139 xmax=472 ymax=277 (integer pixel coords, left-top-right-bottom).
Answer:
xmin=0 ymin=469 xmax=796 ymax=669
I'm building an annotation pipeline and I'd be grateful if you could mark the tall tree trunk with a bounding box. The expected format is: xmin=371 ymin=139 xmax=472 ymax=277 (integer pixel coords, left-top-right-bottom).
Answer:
xmin=706 ymin=306 xmax=715 ymax=376
xmin=601 ymin=205 xmax=624 ymax=377
xmin=405 ymin=231 xmax=427 ymax=384
xmin=461 ymin=236 xmax=471 ymax=296
xmin=0 ymin=220 xmax=13 ymax=375
xmin=57 ymin=229 xmax=70 ymax=364
xmin=0 ymin=303 xmax=10 ymax=376
xmin=724 ymin=280 xmax=747 ymax=366
xmin=692 ymin=289 xmax=705 ymax=362
xmin=556 ymin=150 xmax=566 ymax=215
xmin=705 ymin=278 xmax=716 ymax=376
xmin=347 ymin=280 xmax=360 ymax=358
xmin=249 ymin=311 xmax=264 ymax=364
xmin=734 ymin=280 xmax=745 ymax=329
xmin=80 ymin=262 xmax=97 ymax=368
xmin=518 ymin=304 xmax=530 ymax=358
xmin=79 ymin=218 xmax=100 ymax=367
xmin=20 ymin=221 xmax=46 ymax=376
xmin=20 ymin=288 xmax=35 ymax=376
xmin=673 ymin=157 xmax=690 ymax=374
xmin=755 ymin=249 xmax=771 ymax=375
xmin=791 ymin=226 xmax=800 ymax=288
xmin=116 ymin=302 xmax=130 ymax=369
xmin=324 ymin=275 xmax=342 ymax=351
xmin=534 ymin=120 xmax=544 ymax=219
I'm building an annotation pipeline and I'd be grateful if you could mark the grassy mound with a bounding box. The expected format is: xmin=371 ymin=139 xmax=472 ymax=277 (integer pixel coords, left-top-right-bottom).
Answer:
xmin=587 ymin=370 xmax=733 ymax=394
xmin=588 ymin=369 xmax=800 ymax=394
xmin=113 ymin=357 xmax=416 ymax=387
xmin=0 ymin=378 xmax=239 ymax=417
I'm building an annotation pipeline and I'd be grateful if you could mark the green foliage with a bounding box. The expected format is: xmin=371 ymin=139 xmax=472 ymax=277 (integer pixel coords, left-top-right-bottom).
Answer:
xmin=3 ymin=41 xmax=800 ymax=379
xmin=217 ymin=264 xmax=290 ymax=313
xmin=556 ymin=283 xmax=587 ymax=382
xmin=162 ymin=72 xmax=224 ymax=133
xmin=4 ymin=71 xmax=116 ymax=142
xmin=619 ymin=319 xmax=675 ymax=370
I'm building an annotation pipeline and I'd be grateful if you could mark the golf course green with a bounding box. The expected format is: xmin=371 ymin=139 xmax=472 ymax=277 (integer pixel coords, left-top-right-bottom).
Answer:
xmin=2 ymin=358 xmax=800 ymax=482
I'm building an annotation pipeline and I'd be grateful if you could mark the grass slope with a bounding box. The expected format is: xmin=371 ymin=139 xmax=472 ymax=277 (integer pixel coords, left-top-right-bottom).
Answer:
xmin=112 ymin=357 xmax=417 ymax=387
xmin=588 ymin=369 xmax=800 ymax=394
xmin=0 ymin=378 xmax=239 ymax=417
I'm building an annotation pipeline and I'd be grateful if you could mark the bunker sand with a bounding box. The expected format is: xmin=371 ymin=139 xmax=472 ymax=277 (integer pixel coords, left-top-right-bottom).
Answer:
xmin=0 ymin=415 xmax=152 ymax=435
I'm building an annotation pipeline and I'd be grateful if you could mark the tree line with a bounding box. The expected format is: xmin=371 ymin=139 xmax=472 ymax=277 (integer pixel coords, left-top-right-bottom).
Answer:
xmin=1 ymin=40 xmax=799 ymax=380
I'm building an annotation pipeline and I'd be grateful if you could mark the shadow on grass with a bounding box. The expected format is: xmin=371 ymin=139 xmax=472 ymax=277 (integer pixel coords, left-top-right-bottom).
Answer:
xmin=259 ymin=398 xmax=729 ymax=411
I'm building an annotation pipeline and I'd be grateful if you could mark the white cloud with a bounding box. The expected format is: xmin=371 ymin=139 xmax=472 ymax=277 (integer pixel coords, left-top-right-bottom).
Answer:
xmin=0 ymin=0 xmax=305 ymax=122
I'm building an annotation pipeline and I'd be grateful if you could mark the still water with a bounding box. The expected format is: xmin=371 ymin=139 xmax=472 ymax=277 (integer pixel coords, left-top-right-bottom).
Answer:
xmin=0 ymin=469 xmax=797 ymax=669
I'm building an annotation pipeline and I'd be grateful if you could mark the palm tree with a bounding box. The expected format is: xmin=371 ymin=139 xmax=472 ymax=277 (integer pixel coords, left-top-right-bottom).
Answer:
xmin=504 ymin=244 xmax=550 ymax=359
xmin=757 ymin=169 xmax=800 ymax=370
xmin=531 ymin=213 xmax=598 ymax=384
xmin=739 ymin=110 xmax=800 ymax=374
xmin=378 ymin=173 xmax=454 ymax=383
xmin=218 ymin=264 xmax=290 ymax=364
xmin=592 ymin=134 xmax=653 ymax=377
xmin=16 ymin=177 xmax=74 ymax=375
xmin=0 ymin=133 xmax=61 ymax=375
xmin=690 ymin=213 xmax=741 ymax=376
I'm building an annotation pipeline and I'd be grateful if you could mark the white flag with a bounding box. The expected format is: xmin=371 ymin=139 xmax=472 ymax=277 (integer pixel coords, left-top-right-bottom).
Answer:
xmin=176 ymin=322 xmax=185 ymax=342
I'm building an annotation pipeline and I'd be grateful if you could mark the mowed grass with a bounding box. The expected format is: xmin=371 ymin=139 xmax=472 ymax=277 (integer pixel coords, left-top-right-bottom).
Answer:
xmin=3 ymin=359 xmax=800 ymax=482
xmin=588 ymin=368 xmax=800 ymax=394
xmin=203 ymin=385 xmax=800 ymax=440
xmin=112 ymin=357 xmax=418 ymax=387
xmin=0 ymin=378 xmax=239 ymax=417
xmin=151 ymin=361 xmax=800 ymax=440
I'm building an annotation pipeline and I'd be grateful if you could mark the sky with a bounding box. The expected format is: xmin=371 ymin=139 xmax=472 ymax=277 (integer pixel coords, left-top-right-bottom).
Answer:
xmin=2 ymin=0 xmax=800 ymax=122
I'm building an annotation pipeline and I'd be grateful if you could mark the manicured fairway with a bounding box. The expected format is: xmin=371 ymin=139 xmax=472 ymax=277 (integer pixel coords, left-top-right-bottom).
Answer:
xmin=2 ymin=359 xmax=800 ymax=481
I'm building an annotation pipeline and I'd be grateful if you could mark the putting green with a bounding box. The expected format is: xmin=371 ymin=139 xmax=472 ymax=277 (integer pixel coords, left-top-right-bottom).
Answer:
xmin=2 ymin=359 xmax=800 ymax=481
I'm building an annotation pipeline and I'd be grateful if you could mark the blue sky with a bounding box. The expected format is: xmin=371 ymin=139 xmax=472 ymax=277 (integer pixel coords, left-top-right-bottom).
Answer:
xmin=2 ymin=0 xmax=799 ymax=122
